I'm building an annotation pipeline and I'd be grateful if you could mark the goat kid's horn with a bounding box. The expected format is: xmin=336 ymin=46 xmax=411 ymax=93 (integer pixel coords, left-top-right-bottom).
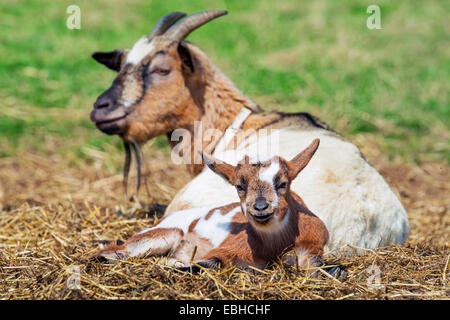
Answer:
xmin=148 ymin=11 xmax=187 ymax=39
xmin=164 ymin=10 xmax=228 ymax=42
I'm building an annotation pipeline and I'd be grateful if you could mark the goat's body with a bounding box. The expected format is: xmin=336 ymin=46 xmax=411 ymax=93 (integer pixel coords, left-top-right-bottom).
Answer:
xmin=91 ymin=12 xmax=409 ymax=257
xmin=167 ymin=117 xmax=409 ymax=255
xmin=95 ymin=197 xmax=327 ymax=269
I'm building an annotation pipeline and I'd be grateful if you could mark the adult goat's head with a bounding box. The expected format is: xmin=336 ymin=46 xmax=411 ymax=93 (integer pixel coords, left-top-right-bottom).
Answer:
xmin=90 ymin=10 xmax=227 ymax=198
xmin=90 ymin=10 xmax=227 ymax=142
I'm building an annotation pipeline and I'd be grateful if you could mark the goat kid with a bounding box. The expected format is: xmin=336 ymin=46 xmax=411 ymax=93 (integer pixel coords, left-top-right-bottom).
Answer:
xmin=91 ymin=139 xmax=329 ymax=271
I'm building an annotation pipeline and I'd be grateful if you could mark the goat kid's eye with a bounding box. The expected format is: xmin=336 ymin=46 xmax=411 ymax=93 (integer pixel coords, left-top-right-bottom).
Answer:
xmin=276 ymin=182 xmax=287 ymax=190
xmin=236 ymin=185 xmax=246 ymax=192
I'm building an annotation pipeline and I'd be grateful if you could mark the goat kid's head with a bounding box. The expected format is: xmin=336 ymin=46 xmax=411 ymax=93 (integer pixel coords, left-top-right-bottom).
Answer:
xmin=202 ymin=139 xmax=320 ymax=230
xmin=90 ymin=11 xmax=227 ymax=142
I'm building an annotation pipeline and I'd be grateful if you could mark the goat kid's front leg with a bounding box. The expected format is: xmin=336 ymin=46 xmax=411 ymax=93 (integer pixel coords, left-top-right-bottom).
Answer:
xmin=176 ymin=246 xmax=245 ymax=274
xmin=176 ymin=247 xmax=235 ymax=273
xmin=176 ymin=259 xmax=220 ymax=274
xmin=90 ymin=228 xmax=183 ymax=263
xmin=283 ymin=248 xmax=323 ymax=268
xmin=283 ymin=249 xmax=347 ymax=279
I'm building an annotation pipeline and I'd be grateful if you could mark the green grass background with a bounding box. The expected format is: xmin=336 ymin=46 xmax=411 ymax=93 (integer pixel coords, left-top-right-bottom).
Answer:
xmin=0 ymin=0 xmax=448 ymax=164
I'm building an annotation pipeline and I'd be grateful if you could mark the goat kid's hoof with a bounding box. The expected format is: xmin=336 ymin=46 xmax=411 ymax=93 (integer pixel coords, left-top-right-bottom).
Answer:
xmin=326 ymin=265 xmax=348 ymax=280
xmin=80 ymin=239 xmax=124 ymax=248
xmin=88 ymin=255 xmax=111 ymax=264
xmin=176 ymin=264 xmax=204 ymax=274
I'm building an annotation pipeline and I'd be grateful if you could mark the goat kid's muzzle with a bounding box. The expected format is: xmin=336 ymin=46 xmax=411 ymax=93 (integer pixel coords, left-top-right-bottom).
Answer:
xmin=250 ymin=211 xmax=274 ymax=224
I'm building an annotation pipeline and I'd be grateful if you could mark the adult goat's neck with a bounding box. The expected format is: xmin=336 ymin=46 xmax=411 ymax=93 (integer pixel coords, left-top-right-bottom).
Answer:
xmin=169 ymin=43 xmax=261 ymax=173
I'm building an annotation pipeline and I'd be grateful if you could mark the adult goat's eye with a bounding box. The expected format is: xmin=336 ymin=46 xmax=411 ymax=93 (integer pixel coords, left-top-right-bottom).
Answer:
xmin=154 ymin=68 xmax=170 ymax=76
xmin=236 ymin=185 xmax=245 ymax=192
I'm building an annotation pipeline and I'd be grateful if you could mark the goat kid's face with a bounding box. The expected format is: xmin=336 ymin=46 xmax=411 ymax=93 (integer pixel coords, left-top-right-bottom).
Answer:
xmin=90 ymin=11 xmax=227 ymax=143
xmin=202 ymin=139 xmax=320 ymax=231
xmin=235 ymin=158 xmax=290 ymax=228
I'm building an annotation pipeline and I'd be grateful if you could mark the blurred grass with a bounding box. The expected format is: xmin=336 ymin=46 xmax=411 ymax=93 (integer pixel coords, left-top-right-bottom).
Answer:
xmin=0 ymin=0 xmax=448 ymax=165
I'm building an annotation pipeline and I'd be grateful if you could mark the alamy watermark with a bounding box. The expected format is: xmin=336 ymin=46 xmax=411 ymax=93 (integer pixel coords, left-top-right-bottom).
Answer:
xmin=66 ymin=5 xmax=81 ymax=30
xmin=367 ymin=5 xmax=382 ymax=30
xmin=66 ymin=265 xmax=81 ymax=290
xmin=366 ymin=265 xmax=383 ymax=290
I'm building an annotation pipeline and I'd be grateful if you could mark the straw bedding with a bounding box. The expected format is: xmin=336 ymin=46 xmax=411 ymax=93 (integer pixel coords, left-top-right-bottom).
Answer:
xmin=0 ymin=150 xmax=448 ymax=300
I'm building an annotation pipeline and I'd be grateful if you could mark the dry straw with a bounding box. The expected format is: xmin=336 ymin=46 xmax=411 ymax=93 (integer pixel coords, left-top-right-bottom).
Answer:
xmin=0 ymin=151 xmax=448 ymax=299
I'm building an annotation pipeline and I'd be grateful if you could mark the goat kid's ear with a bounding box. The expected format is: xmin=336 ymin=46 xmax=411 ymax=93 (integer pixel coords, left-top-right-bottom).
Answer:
xmin=177 ymin=43 xmax=194 ymax=73
xmin=200 ymin=152 xmax=236 ymax=184
xmin=92 ymin=49 xmax=127 ymax=72
xmin=288 ymin=138 xmax=320 ymax=180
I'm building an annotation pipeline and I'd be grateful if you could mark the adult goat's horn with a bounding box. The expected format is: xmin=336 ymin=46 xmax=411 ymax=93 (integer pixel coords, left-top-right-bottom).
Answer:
xmin=148 ymin=12 xmax=187 ymax=39
xmin=164 ymin=10 xmax=228 ymax=42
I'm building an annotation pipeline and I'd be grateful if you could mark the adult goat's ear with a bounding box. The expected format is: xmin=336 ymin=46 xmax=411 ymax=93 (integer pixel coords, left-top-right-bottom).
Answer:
xmin=177 ymin=42 xmax=194 ymax=73
xmin=288 ymin=138 xmax=320 ymax=180
xmin=91 ymin=49 xmax=126 ymax=71
xmin=200 ymin=152 xmax=236 ymax=184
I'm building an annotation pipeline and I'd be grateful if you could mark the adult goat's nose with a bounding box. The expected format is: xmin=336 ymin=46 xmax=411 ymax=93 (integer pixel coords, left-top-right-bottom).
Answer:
xmin=93 ymin=96 xmax=113 ymax=109
xmin=253 ymin=197 xmax=269 ymax=212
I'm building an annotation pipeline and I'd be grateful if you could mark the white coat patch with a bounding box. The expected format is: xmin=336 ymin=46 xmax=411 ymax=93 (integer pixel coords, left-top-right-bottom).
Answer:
xmin=126 ymin=236 xmax=174 ymax=257
xmin=194 ymin=206 xmax=240 ymax=247
xmin=136 ymin=203 xmax=239 ymax=249
xmin=126 ymin=37 xmax=155 ymax=64
xmin=137 ymin=205 xmax=220 ymax=235
xmin=259 ymin=160 xmax=280 ymax=186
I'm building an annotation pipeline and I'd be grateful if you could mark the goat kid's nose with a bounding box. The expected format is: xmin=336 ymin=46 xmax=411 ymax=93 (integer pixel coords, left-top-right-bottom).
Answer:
xmin=253 ymin=197 xmax=269 ymax=212
xmin=94 ymin=96 xmax=113 ymax=109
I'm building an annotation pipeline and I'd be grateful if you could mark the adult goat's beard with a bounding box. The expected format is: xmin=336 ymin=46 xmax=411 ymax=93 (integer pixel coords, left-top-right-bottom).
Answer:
xmin=123 ymin=140 xmax=142 ymax=201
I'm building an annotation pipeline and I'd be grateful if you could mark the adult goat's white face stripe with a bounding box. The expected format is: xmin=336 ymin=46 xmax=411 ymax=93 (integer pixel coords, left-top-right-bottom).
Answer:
xmin=126 ymin=37 xmax=155 ymax=65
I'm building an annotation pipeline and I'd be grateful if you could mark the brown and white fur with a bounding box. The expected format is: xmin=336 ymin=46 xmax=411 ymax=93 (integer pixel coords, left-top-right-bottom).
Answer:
xmin=91 ymin=139 xmax=328 ymax=270
xmin=90 ymin=11 xmax=409 ymax=255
